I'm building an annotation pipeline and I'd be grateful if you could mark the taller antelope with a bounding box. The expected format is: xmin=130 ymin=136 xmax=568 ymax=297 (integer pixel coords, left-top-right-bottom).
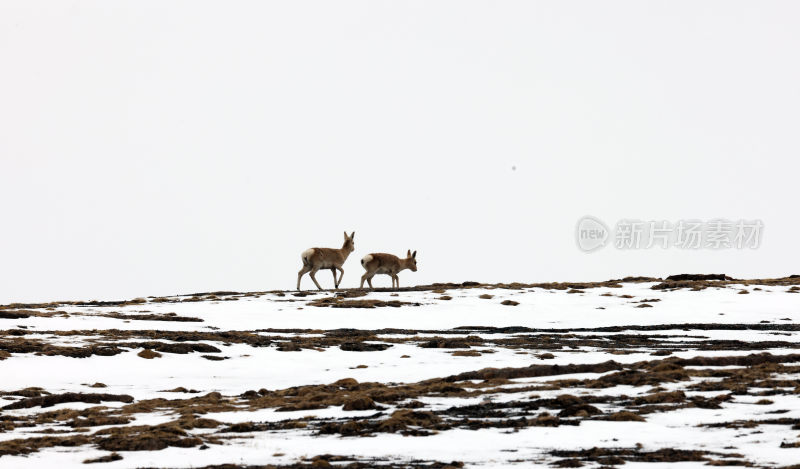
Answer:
xmin=297 ymin=231 xmax=355 ymax=290
xmin=360 ymin=250 xmax=417 ymax=289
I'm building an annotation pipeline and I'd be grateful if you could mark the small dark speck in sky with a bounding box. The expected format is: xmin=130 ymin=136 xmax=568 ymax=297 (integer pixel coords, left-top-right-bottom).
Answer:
xmin=511 ymin=165 xmax=516 ymax=171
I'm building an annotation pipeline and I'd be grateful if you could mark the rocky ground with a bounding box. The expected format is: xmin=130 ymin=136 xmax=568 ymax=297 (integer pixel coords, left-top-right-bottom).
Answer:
xmin=2 ymin=275 xmax=800 ymax=468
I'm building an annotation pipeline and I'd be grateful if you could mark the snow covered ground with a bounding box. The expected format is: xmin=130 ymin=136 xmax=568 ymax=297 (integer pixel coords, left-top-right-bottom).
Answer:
xmin=2 ymin=279 xmax=800 ymax=468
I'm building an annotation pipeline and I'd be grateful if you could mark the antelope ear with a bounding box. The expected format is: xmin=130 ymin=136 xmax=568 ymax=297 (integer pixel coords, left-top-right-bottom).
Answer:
xmin=344 ymin=231 xmax=348 ymax=239
xmin=351 ymin=232 xmax=355 ymax=240
xmin=407 ymin=249 xmax=411 ymax=257
xmin=412 ymin=251 xmax=417 ymax=258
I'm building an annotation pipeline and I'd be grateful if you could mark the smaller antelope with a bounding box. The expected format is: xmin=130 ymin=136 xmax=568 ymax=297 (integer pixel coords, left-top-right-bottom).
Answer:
xmin=297 ymin=232 xmax=355 ymax=290
xmin=360 ymin=250 xmax=417 ymax=289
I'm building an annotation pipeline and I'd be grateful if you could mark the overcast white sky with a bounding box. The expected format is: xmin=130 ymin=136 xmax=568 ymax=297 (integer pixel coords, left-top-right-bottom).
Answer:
xmin=1 ymin=1 xmax=798 ymax=303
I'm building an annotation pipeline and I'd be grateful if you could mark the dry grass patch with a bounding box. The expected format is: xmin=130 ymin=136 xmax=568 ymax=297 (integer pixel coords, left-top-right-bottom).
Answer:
xmin=138 ymin=349 xmax=161 ymax=359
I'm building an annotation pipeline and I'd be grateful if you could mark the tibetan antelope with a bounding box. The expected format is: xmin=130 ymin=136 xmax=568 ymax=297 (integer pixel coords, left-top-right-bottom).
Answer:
xmin=360 ymin=250 xmax=417 ymax=289
xmin=297 ymin=232 xmax=355 ymax=290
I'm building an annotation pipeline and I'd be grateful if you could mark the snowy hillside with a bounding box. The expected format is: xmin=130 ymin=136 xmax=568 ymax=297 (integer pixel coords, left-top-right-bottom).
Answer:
xmin=2 ymin=277 xmax=800 ymax=468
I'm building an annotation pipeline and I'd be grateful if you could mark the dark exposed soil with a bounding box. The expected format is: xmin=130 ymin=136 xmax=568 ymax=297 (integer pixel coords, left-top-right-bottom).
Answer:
xmin=83 ymin=452 xmax=123 ymax=464
xmin=0 ymin=311 xmax=31 ymax=319
xmin=101 ymin=312 xmax=203 ymax=322
xmin=4 ymin=321 xmax=800 ymax=360
xmin=2 ymin=392 xmax=134 ymax=410
xmin=308 ymin=297 xmax=419 ymax=308
xmin=549 ymin=447 xmax=742 ymax=464
xmin=153 ymin=458 xmax=466 ymax=469
xmin=0 ymin=434 xmax=91 ymax=457
xmin=665 ymin=274 xmax=732 ymax=281
xmin=94 ymin=423 xmax=203 ymax=451
xmin=0 ymin=329 xmax=265 ymax=358
xmin=339 ymin=342 xmax=391 ymax=352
